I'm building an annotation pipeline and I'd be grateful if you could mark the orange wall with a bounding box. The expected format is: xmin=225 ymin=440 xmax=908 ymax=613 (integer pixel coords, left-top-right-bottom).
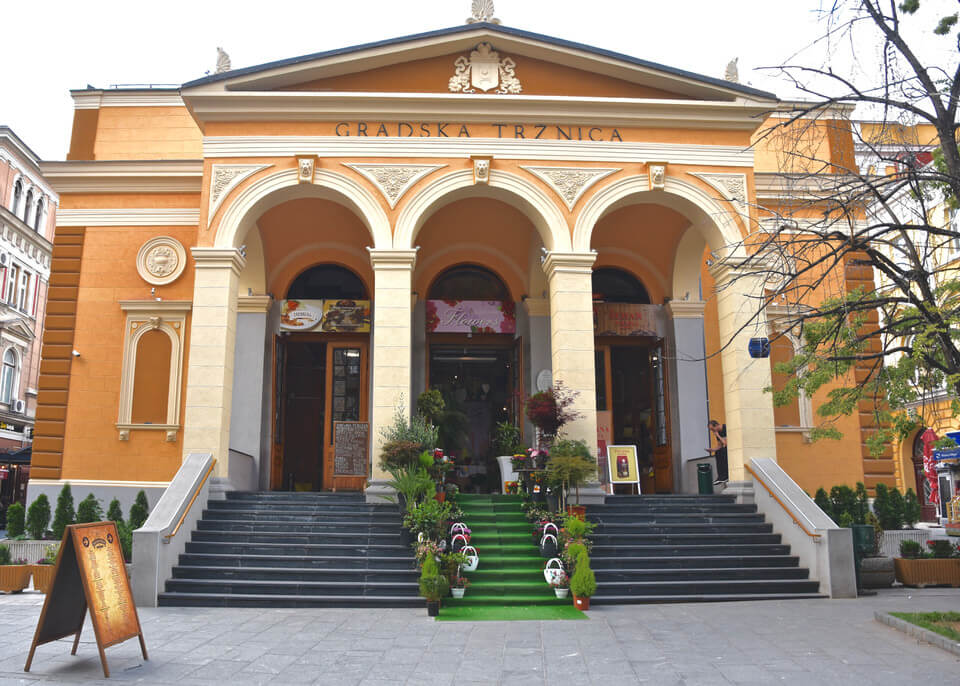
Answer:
xmin=91 ymin=107 xmax=203 ymax=160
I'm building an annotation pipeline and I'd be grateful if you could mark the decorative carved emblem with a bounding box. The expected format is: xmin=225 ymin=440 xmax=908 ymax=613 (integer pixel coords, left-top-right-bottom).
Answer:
xmin=209 ymin=164 xmax=269 ymax=219
xmin=466 ymin=0 xmax=500 ymax=24
xmin=521 ymin=166 xmax=620 ymax=211
xmin=449 ymin=43 xmax=521 ymax=94
xmin=136 ymin=237 xmax=187 ymax=286
xmin=649 ymin=164 xmax=666 ymax=190
xmin=297 ymin=156 xmax=315 ymax=184
xmin=343 ymin=164 xmax=445 ymax=209
xmin=691 ymin=172 xmax=749 ymax=205
xmin=472 ymin=157 xmax=492 ymax=185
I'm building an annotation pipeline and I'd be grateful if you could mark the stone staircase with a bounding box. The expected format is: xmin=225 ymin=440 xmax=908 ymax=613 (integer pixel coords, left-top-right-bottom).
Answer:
xmin=588 ymin=494 xmax=822 ymax=604
xmin=158 ymin=491 xmax=419 ymax=607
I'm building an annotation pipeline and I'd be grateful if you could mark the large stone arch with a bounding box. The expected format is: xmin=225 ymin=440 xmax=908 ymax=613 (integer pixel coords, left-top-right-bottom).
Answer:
xmin=573 ymin=174 xmax=745 ymax=255
xmin=394 ymin=169 xmax=571 ymax=252
xmin=213 ymin=167 xmax=392 ymax=250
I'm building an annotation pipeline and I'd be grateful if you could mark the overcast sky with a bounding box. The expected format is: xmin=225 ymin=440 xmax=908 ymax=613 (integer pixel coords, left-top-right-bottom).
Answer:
xmin=3 ymin=0 xmax=956 ymax=160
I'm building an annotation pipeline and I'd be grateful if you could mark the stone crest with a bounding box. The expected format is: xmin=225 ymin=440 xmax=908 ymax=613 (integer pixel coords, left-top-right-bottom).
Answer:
xmin=449 ymin=43 xmax=521 ymax=94
xmin=136 ymin=237 xmax=187 ymax=286
xmin=521 ymin=166 xmax=620 ymax=211
xmin=343 ymin=164 xmax=446 ymax=209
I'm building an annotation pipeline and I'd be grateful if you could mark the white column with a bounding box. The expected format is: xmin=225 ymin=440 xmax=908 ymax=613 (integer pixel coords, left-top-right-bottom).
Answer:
xmin=711 ymin=260 xmax=777 ymax=495
xmin=542 ymin=252 xmax=604 ymax=502
xmin=667 ymin=301 xmax=711 ymax=493
xmin=182 ymin=248 xmax=245 ymax=481
xmin=366 ymin=248 xmax=417 ymax=502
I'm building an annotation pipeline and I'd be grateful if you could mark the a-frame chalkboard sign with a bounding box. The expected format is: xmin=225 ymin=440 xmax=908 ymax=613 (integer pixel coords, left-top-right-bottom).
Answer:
xmin=24 ymin=521 xmax=148 ymax=678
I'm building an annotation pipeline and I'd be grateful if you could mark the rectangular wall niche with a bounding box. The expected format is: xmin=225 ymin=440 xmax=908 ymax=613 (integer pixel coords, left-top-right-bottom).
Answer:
xmin=116 ymin=300 xmax=191 ymax=441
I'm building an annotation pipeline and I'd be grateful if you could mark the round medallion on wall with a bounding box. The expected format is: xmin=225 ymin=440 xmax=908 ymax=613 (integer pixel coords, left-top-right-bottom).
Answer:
xmin=137 ymin=236 xmax=186 ymax=286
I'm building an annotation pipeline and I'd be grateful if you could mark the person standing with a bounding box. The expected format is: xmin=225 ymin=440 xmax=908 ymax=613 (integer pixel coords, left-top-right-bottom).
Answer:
xmin=708 ymin=420 xmax=728 ymax=485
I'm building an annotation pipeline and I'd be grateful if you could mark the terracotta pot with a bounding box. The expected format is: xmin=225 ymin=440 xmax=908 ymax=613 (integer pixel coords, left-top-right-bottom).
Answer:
xmin=894 ymin=558 xmax=960 ymax=587
xmin=572 ymin=594 xmax=590 ymax=610
xmin=434 ymin=492 xmax=446 ymax=504
xmin=0 ymin=565 xmax=31 ymax=593
xmin=30 ymin=565 xmax=55 ymax=593
xmin=860 ymin=556 xmax=895 ymax=589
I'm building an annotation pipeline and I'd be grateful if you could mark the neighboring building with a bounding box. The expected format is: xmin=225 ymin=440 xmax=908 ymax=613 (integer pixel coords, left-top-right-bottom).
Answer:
xmin=27 ymin=18 xmax=899 ymax=509
xmin=0 ymin=127 xmax=55 ymax=451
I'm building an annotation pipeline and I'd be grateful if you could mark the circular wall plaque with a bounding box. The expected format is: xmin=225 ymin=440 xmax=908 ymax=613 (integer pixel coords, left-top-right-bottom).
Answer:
xmin=536 ymin=369 xmax=553 ymax=392
xmin=136 ymin=237 xmax=187 ymax=286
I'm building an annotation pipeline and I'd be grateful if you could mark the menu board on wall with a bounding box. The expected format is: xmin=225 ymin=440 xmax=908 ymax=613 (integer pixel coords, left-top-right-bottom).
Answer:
xmin=334 ymin=421 xmax=369 ymax=476
xmin=593 ymin=303 xmax=661 ymax=337
xmin=25 ymin=522 xmax=148 ymax=678
xmin=280 ymin=300 xmax=371 ymax=332
xmin=425 ymin=300 xmax=516 ymax=334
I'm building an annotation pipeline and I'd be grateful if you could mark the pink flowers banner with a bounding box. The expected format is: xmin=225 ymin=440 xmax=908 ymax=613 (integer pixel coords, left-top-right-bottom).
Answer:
xmin=426 ymin=300 xmax=516 ymax=334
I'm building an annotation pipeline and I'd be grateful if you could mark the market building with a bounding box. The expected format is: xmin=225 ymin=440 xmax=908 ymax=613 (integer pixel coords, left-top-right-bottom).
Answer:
xmin=25 ymin=16 xmax=896 ymax=513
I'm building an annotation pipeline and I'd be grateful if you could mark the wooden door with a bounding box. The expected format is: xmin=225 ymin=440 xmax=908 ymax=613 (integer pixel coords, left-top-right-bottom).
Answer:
xmin=323 ymin=341 xmax=369 ymax=491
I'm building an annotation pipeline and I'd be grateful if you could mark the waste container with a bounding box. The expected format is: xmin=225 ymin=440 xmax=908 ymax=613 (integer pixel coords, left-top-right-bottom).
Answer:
xmin=851 ymin=523 xmax=876 ymax=595
xmin=697 ymin=463 xmax=714 ymax=495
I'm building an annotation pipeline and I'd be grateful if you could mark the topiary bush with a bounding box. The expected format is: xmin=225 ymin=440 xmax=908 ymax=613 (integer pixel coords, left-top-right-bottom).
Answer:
xmin=76 ymin=494 xmax=104 ymax=524
xmin=570 ymin=549 xmax=596 ymax=598
xmin=52 ymin=483 xmax=75 ymax=539
xmin=117 ymin=521 xmax=133 ymax=562
xmin=873 ymin=483 xmax=905 ymax=530
xmin=814 ymin=488 xmax=833 ymax=520
xmin=107 ymin=498 xmax=124 ymax=524
xmin=129 ymin=490 xmax=150 ymax=531
xmin=830 ymin=486 xmax=859 ymax=525
xmin=903 ymin=489 xmax=922 ymax=528
xmin=5 ymin=502 xmax=25 ymax=538
xmin=27 ymin=495 xmax=51 ymax=540
xmin=0 ymin=543 xmax=11 ymax=565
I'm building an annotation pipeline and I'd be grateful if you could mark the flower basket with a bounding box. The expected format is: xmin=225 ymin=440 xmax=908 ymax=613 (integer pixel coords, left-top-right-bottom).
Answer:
xmin=452 ymin=587 xmax=465 ymax=599
xmin=894 ymin=558 xmax=960 ymax=587
xmin=30 ymin=565 xmax=55 ymax=593
xmin=572 ymin=594 xmax=590 ymax=610
xmin=0 ymin=565 xmax=31 ymax=593
xmin=461 ymin=546 xmax=479 ymax=572
xmin=543 ymin=557 xmax=565 ymax=585
xmin=554 ymin=587 xmax=569 ymax=599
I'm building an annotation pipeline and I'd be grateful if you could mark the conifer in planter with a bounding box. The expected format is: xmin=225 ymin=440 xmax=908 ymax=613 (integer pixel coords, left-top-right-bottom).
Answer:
xmin=0 ymin=544 xmax=31 ymax=593
xmin=895 ymin=539 xmax=960 ymax=587
xmin=26 ymin=494 xmax=51 ymax=541
xmin=5 ymin=502 xmax=25 ymax=538
xmin=30 ymin=545 xmax=58 ymax=593
xmin=51 ymin=483 xmax=75 ymax=539
xmin=569 ymin=549 xmax=596 ymax=610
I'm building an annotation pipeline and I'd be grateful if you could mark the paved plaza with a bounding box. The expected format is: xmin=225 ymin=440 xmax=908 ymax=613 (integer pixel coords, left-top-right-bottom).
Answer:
xmin=0 ymin=588 xmax=958 ymax=685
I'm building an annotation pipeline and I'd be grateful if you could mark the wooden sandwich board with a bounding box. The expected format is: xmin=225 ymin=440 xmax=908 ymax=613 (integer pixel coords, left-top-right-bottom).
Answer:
xmin=24 ymin=521 xmax=148 ymax=678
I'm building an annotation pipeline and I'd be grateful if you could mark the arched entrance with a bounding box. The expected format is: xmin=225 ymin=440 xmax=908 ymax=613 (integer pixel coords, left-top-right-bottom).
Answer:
xmin=424 ymin=264 xmax=520 ymax=491
xmin=592 ymin=267 xmax=670 ymax=493
xmin=911 ymin=429 xmax=939 ymax=522
xmin=273 ymin=264 xmax=370 ymax=492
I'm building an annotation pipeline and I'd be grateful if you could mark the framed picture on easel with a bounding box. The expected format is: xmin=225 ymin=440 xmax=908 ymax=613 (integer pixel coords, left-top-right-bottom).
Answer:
xmin=607 ymin=445 xmax=640 ymax=493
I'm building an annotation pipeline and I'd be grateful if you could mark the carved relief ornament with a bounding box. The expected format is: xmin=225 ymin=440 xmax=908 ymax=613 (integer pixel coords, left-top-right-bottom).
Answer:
xmin=690 ymin=172 xmax=748 ymax=206
xmin=343 ymin=164 xmax=445 ymax=208
xmin=136 ymin=236 xmax=187 ymax=286
xmin=448 ymin=42 xmax=521 ymax=94
xmin=521 ymin=166 xmax=620 ymax=210
xmin=208 ymin=164 xmax=270 ymax=219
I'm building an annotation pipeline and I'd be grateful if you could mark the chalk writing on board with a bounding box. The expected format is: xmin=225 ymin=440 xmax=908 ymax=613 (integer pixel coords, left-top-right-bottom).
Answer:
xmin=334 ymin=421 xmax=368 ymax=476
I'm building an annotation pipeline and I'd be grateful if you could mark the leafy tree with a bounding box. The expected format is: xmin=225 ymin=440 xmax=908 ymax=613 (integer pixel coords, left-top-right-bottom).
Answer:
xmin=52 ymin=483 xmax=75 ymax=539
xmin=107 ymin=498 xmax=124 ymax=524
xmin=129 ymin=490 xmax=150 ymax=531
xmin=26 ymin=495 xmax=51 ymax=540
xmin=718 ymin=1 xmax=960 ymax=454
xmin=76 ymin=494 xmax=104 ymax=524
xmin=5 ymin=503 xmax=25 ymax=538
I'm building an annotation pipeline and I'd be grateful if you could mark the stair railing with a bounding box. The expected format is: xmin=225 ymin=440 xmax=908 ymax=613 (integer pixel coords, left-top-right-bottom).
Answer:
xmin=746 ymin=458 xmax=857 ymax=599
xmin=131 ymin=452 xmax=216 ymax=608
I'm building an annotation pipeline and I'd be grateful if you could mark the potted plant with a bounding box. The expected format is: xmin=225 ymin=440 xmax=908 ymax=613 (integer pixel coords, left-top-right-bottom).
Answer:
xmin=403 ymin=499 xmax=453 ymax=543
xmin=30 ymin=545 xmax=58 ymax=593
xmin=0 ymin=544 xmax=31 ymax=594
xmin=451 ymin=575 xmax=470 ymax=599
xmin=860 ymin=513 xmax=895 ymax=589
xmin=419 ymin=555 xmax=448 ymax=617
xmin=895 ymin=539 xmax=960 ymax=587
xmin=569 ymin=548 xmax=596 ymax=610
xmin=550 ymin=570 xmax=569 ymax=599
xmin=546 ymin=439 xmax=597 ymax=513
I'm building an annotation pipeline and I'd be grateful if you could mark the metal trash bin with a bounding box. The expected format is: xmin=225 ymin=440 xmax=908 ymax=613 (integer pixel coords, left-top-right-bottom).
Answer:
xmin=697 ymin=463 xmax=714 ymax=495
xmin=851 ymin=523 xmax=876 ymax=595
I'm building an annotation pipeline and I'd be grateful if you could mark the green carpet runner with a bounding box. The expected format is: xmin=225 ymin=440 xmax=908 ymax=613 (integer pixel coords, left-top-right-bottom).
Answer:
xmin=441 ymin=494 xmax=585 ymax=620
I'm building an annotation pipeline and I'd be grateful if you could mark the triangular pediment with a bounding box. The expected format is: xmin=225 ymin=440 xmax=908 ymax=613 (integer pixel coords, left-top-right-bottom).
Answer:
xmin=0 ymin=317 xmax=35 ymax=342
xmin=182 ymin=23 xmax=775 ymax=103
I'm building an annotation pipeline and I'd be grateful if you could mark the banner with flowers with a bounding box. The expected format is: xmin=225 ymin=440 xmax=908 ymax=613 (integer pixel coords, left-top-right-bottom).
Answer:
xmin=426 ymin=300 xmax=516 ymax=334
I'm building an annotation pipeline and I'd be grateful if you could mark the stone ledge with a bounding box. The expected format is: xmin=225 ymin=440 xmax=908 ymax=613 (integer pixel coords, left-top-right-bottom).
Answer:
xmin=875 ymin=611 xmax=960 ymax=657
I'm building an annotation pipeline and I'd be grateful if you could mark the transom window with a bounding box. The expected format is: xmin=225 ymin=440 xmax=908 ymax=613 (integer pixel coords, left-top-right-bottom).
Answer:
xmin=428 ymin=265 xmax=509 ymax=301
xmin=286 ymin=264 xmax=368 ymax=300
xmin=592 ymin=267 xmax=651 ymax=304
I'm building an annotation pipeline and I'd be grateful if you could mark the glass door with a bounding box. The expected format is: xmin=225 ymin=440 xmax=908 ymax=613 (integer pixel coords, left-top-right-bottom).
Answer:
xmin=323 ymin=343 xmax=368 ymax=490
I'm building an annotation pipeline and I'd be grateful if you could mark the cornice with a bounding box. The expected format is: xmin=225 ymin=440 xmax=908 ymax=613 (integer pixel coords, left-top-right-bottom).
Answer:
xmin=204 ymin=136 xmax=755 ymax=167
xmin=119 ymin=300 xmax=193 ymax=313
xmin=0 ymin=206 xmax=54 ymax=257
xmin=367 ymin=248 xmax=419 ymax=270
xmin=185 ymin=92 xmax=770 ymax=131
xmin=71 ymin=89 xmax=183 ymax=109
xmin=666 ymin=300 xmax=706 ymax=318
xmin=40 ymin=160 xmax=203 ymax=194
xmin=55 ymin=208 xmax=200 ymax=227
xmin=237 ymin=294 xmax=273 ymax=313
xmin=191 ymin=247 xmax=246 ymax=274
xmin=542 ymin=251 xmax=597 ymax=279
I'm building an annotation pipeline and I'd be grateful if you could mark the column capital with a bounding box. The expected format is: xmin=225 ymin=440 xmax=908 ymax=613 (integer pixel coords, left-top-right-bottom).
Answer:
xmin=707 ymin=254 xmax=752 ymax=284
xmin=237 ymin=294 xmax=273 ymax=314
xmin=522 ymin=297 xmax=550 ymax=317
xmin=666 ymin=300 xmax=706 ymax=319
xmin=367 ymin=247 xmax=418 ymax=270
xmin=541 ymin=251 xmax=597 ymax=280
xmin=191 ymin=247 xmax=246 ymax=275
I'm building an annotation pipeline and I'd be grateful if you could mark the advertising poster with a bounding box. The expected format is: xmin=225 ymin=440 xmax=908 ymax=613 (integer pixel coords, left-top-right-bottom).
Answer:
xmin=280 ymin=299 xmax=325 ymax=331
xmin=426 ymin=300 xmax=516 ymax=334
xmin=593 ymin=303 xmax=660 ymax=337
xmin=607 ymin=444 xmax=640 ymax=485
xmin=280 ymin=300 xmax=371 ymax=332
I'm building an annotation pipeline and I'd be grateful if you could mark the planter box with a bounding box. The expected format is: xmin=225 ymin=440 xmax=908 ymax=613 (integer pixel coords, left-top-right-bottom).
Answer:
xmin=894 ymin=558 xmax=960 ymax=587
xmin=0 ymin=565 xmax=31 ymax=593
xmin=30 ymin=565 xmax=55 ymax=593
xmin=860 ymin=556 xmax=895 ymax=589
xmin=0 ymin=540 xmax=58 ymax=565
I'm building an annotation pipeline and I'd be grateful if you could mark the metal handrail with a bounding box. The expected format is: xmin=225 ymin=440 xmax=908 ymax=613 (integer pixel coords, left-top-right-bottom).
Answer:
xmin=744 ymin=463 xmax=821 ymax=540
xmin=162 ymin=459 xmax=216 ymax=542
